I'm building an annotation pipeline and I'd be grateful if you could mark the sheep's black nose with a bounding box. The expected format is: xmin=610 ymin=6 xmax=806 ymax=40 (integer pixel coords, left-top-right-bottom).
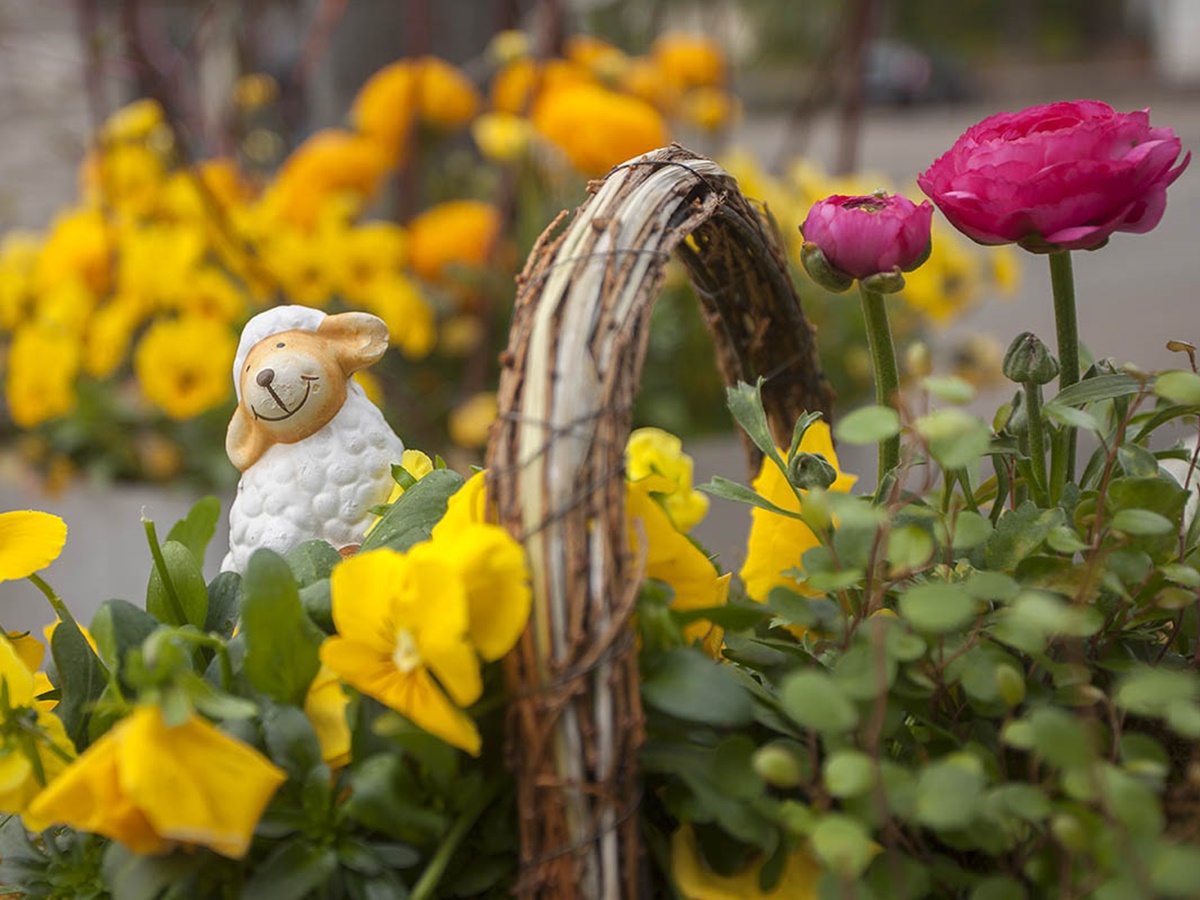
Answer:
xmin=256 ymin=368 xmax=275 ymax=387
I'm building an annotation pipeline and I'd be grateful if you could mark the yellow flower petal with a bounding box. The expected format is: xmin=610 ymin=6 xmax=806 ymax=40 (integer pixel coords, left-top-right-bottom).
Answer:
xmin=0 ymin=634 xmax=36 ymax=706
xmin=0 ymin=511 xmax=67 ymax=582
xmin=671 ymin=825 xmax=820 ymax=900
xmin=431 ymin=471 xmax=490 ymax=534
xmin=430 ymin=523 xmax=531 ymax=662
xmin=304 ymin=665 xmax=351 ymax=769
xmin=4 ymin=630 xmax=45 ymax=673
xmin=391 ymin=669 xmax=482 ymax=756
xmin=118 ymin=707 xmax=286 ymax=858
xmin=328 ymin=550 xmax=408 ymax=653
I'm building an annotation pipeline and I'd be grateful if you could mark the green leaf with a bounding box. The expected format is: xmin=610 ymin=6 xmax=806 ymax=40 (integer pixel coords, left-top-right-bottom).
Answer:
xmin=915 ymin=409 xmax=992 ymax=469
xmin=833 ymin=643 xmax=896 ymax=700
xmin=241 ymin=841 xmax=339 ymax=900
xmin=780 ymin=670 xmax=858 ymax=734
xmin=951 ymin=511 xmax=992 ymax=550
xmin=360 ymin=468 xmax=466 ymax=553
xmin=101 ymin=842 xmax=202 ymax=900
xmin=147 ymin=540 xmax=209 ymax=628
xmin=887 ymin=525 xmax=933 ymax=571
xmin=1115 ymin=668 xmax=1198 ymax=716
xmin=90 ymin=598 xmax=161 ymax=673
xmin=241 ymin=549 xmax=324 ymax=707
xmin=1046 ymin=525 xmax=1089 ymax=554
xmin=712 ymin=735 xmax=766 ymax=800
xmin=262 ymin=703 xmax=325 ymax=779
xmin=1110 ymin=508 xmax=1174 ymax=536
xmin=986 ymin=502 xmax=1065 ymax=570
xmin=1029 ymin=706 xmax=1094 ymax=767
xmin=923 ymin=375 xmax=975 ymax=404
xmin=299 ymin=580 xmax=334 ymax=634
xmin=987 ymin=783 xmax=1051 ymax=824
xmin=1053 ymin=372 xmax=1140 ymax=407
xmin=1150 ymin=842 xmax=1200 ymax=897
xmin=726 ymin=380 xmax=787 ymax=470
xmin=1043 ymin=402 xmax=1101 ymax=433
xmin=1118 ymin=444 xmax=1161 ymax=479
xmin=961 ymin=571 xmax=1020 ymax=602
xmin=166 ymin=496 xmax=222 ymax=567
xmin=834 ymin=405 xmax=901 ymax=445
xmin=50 ymin=615 xmax=108 ymax=749
xmin=205 ymin=571 xmax=241 ymax=637
xmin=811 ymin=814 xmax=875 ymax=879
xmin=823 ymin=750 xmax=875 ymax=798
xmin=898 ymin=583 xmax=976 ymax=634
xmin=286 ymin=540 xmax=343 ymax=587
xmin=787 ymin=411 xmax=826 ymax=461
xmin=970 ymin=876 xmax=1029 ymax=900
xmin=698 ymin=475 xmax=802 ymax=518
xmin=1160 ymin=563 xmax=1200 ymax=588
xmin=1155 ymin=370 xmax=1200 ymax=406
xmin=914 ymin=754 xmax=985 ymax=831
xmin=345 ymin=754 xmax=448 ymax=843
xmin=641 ymin=648 xmax=753 ymax=726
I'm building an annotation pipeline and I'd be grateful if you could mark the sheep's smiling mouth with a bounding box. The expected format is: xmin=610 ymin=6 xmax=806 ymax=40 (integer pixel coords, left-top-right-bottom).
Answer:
xmin=252 ymin=377 xmax=317 ymax=421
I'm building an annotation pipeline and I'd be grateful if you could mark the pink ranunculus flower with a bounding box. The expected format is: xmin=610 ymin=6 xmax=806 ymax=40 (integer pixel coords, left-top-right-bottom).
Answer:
xmin=800 ymin=192 xmax=934 ymax=283
xmin=918 ymin=100 xmax=1190 ymax=253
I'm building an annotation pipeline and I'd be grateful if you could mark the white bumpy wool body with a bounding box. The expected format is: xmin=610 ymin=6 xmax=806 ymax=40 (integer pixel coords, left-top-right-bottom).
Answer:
xmin=221 ymin=305 xmax=404 ymax=573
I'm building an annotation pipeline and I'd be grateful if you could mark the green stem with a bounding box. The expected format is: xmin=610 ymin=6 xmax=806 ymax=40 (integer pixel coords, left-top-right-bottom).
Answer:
xmin=28 ymin=572 xmax=116 ymax=687
xmin=175 ymin=632 xmax=236 ymax=692
xmin=143 ymin=519 xmax=189 ymax=626
xmin=1049 ymin=249 xmax=1079 ymax=488
xmin=1024 ymin=383 xmax=1050 ymax=506
xmin=410 ymin=781 xmax=504 ymax=900
xmin=859 ymin=286 xmax=901 ymax=492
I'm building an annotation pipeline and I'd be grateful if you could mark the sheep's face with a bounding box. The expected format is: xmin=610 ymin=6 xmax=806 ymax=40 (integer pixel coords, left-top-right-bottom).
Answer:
xmin=238 ymin=329 xmax=348 ymax=444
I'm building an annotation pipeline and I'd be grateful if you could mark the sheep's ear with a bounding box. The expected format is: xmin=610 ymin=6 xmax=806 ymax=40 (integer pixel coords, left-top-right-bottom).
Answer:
xmin=318 ymin=312 xmax=389 ymax=374
xmin=227 ymin=406 xmax=269 ymax=471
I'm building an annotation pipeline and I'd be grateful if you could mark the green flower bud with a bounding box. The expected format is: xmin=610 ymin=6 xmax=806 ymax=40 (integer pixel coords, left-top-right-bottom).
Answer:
xmin=1003 ymin=332 xmax=1060 ymax=385
xmin=753 ymin=744 xmax=803 ymax=788
xmin=788 ymin=451 xmax=838 ymax=491
xmin=858 ymin=266 xmax=906 ymax=295
xmin=799 ymin=241 xmax=854 ymax=293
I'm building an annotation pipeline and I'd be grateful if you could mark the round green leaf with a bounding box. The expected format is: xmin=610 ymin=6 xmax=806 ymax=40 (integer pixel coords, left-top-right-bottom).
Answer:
xmin=780 ymin=670 xmax=859 ymax=734
xmin=898 ymin=583 xmax=976 ymax=634
xmin=914 ymin=409 xmax=992 ymax=470
xmin=1155 ymin=370 xmax=1200 ymax=406
xmin=914 ymin=754 xmax=985 ymax=831
xmin=923 ymin=375 xmax=975 ymax=404
xmin=951 ymin=511 xmax=993 ymax=550
xmin=834 ymin=405 xmax=901 ymax=445
xmin=811 ymin=814 xmax=875 ymax=879
xmin=1110 ymin=508 xmax=1174 ymax=536
xmin=823 ymin=750 xmax=875 ymax=798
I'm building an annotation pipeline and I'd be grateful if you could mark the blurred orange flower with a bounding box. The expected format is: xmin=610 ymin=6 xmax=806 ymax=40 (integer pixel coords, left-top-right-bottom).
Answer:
xmin=408 ymin=200 xmax=501 ymax=285
xmin=532 ymin=83 xmax=668 ymax=176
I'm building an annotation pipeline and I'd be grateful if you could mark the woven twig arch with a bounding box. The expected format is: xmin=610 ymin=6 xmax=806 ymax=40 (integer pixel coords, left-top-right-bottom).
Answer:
xmin=486 ymin=145 xmax=831 ymax=898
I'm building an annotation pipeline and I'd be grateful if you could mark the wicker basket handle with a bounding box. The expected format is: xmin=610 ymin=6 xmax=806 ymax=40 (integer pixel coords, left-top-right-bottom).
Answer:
xmin=486 ymin=144 xmax=830 ymax=898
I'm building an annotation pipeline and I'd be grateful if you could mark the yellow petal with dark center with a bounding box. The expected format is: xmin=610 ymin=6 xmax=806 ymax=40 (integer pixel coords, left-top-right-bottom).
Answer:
xmin=329 ymin=549 xmax=407 ymax=653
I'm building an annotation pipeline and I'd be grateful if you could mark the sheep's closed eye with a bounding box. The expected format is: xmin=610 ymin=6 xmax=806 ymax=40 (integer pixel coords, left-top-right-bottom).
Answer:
xmin=276 ymin=342 xmax=285 ymax=348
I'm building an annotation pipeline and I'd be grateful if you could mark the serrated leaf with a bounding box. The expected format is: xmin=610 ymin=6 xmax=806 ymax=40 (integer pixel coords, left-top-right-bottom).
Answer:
xmin=241 ymin=549 xmax=323 ymax=707
xmin=986 ymin=502 xmax=1065 ymax=570
xmin=834 ymin=405 xmax=901 ymax=445
xmin=360 ymin=469 xmax=466 ymax=553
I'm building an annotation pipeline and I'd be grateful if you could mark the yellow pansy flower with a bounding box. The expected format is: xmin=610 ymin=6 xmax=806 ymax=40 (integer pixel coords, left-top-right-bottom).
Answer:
xmin=739 ymin=422 xmax=856 ymax=604
xmin=0 ymin=230 xmax=41 ymax=330
xmin=0 ymin=511 xmax=66 ymax=582
xmin=333 ymin=221 xmax=409 ymax=304
xmin=263 ymin=226 xmax=335 ymax=308
xmin=0 ymin=635 xmax=75 ymax=817
xmin=627 ymin=476 xmax=729 ymax=657
xmin=27 ymin=705 xmax=286 ymax=858
xmin=372 ymin=449 xmax=434 ymax=513
xmin=4 ymin=324 xmax=81 ymax=428
xmin=84 ymin=295 xmax=146 ymax=378
xmin=321 ymin=547 xmax=485 ymax=754
xmin=626 ymin=427 xmax=709 ymax=532
xmin=3 ymin=632 xmax=56 ymax=714
xmin=428 ymin=523 xmax=530 ymax=662
xmin=34 ymin=207 xmax=111 ymax=297
xmin=408 ymin=200 xmax=501 ymax=286
xmin=176 ymin=266 xmax=247 ymax=322
xmin=532 ymin=83 xmax=668 ymax=177
xmin=133 ymin=316 xmax=236 ymax=420
xmin=304 ymin=664 xmax=351 ymax=769
xmin=671 ymin=825 xmax=819 ymax=900
xmin=434 ymin=470 xmax=490 ymax=533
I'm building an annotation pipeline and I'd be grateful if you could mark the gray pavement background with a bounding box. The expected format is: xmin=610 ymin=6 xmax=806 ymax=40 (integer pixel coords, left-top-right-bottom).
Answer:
xmin=1 ymin=2 xmax=1198 ymax=629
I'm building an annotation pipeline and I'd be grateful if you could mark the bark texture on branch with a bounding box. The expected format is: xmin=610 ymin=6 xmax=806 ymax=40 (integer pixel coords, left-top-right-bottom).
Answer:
xmin=486 ymin=145 xmax=830 ymax=899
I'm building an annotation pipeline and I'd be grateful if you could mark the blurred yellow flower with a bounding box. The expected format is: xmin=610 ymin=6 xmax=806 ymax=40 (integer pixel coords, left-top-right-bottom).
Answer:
xmin=34 ymin=208 xmax=111 ymax=297
xmin=408 ymin=200 xmax=501 ymax=285
xmin=359 ymin=275 xmax=436 ymax=360
xmin=351 ymin=60 xmax=418 ymax=164
xmin=0 ymin=230 xmax=41 ymax=330
xmin=438 ymin=313 xmax=484 ymax=357
xmin=990 ymin=245 xmax=1020 ymax=294
xmin=680 ymin=87 xmax=740 ymax=131
xmin=268 ymin=129 xmax=388 ymax=229
xmin=133 ymin=316 xmax=236 ymax=420
xmin=413 ymin=56 xmax=481 ymax=131
xmin=333 ymin=221 xmax=409 ymax=304
xmin=233 ymin=73 xmax=278 ymax=110
xmin=564 ymin=35 xmax=629 ymax=81
xmin=0 ymin=510 xmax=66 ymax=582
xmin=84 ymin=296 xmax=145 ymax=378
xmin=532 ymin=83 xmax=668 ymax=176
xmin=353 ymin=370 xmax=386 ymax=407
xmin=448 ymin=391 xmax=497 ymax=449
xmin=0 ymin=634 xmax=74 ymax=818
xmin=264 ymin=226 xmax=334 ymax=307
xmin=487 ymin=29 xmax=531 ymax=66
xmin=304 ymin=664 xmax=351 ymax=769
xmin=92 ymin=143 xmax=167 ymax=220
xmin=490 ymin=57 xmax=592 ymax=115
xmin=471 ymin=112 xmax=533 ymax=163
xmin=322 ymin=548 xmax=485 ymax=754
xmin=626 ymin=427 xmax=709 ymax=532
xmin=116 ymin=223 xmax=206 ymax=310
xmin=5 ymin=323 xmax=81 ymax=428
xmin=27 ymin=705 xmax=286 ymax=858
xmin=627 ymin=475 xmax=729 ymax=657
xmin=620 ymin=56 xmax=682 ymax=113
xmin=671 ymin=825 xmax=819 ymax=900
xmin=177 ymin=266 xmax=247 ymax=321
xmin=740 ymin=422 xmax=856 ymax=604
xmin=35 ymin=277 xmax=96 ymax=336
xmin=898 ymin=223 xmax=981 ymax=325
xmin=951 ymin=333 xmax=1006 ymax=389
xmin=101 ymin=98 xmax=165 ymax=144
xmin=652 ymin=34 xmax=727 ymax=90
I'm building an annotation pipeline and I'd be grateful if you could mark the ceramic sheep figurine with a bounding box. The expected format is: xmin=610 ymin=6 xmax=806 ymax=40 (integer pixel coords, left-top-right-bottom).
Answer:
xmin=221 ymin=305 xmax=404 ymax=573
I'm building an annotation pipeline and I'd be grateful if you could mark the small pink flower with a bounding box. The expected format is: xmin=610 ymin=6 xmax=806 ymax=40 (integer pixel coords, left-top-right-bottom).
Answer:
xmin=918 ymin=100 xmax=1190 ymax=252
xmin=800 ymin=193 xmax=933 ymax=282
